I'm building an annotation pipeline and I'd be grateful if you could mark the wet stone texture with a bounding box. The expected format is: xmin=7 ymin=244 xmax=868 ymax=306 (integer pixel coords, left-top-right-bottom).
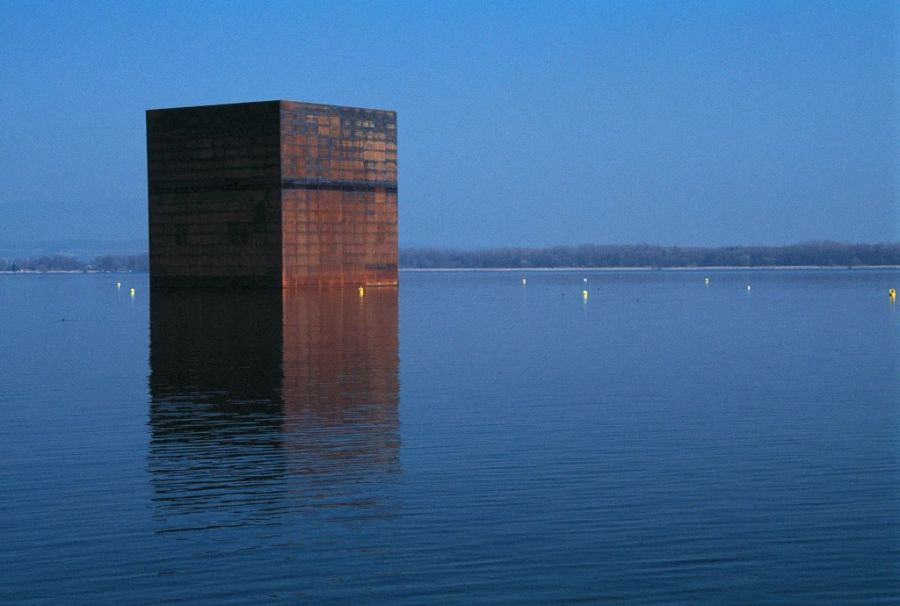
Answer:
xmin=147 ymin=101 xmax=398 ymax=288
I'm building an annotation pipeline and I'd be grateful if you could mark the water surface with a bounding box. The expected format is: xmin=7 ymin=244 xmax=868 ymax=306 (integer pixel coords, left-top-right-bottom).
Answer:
xmin=1 ymin=269 xmax=898 ymax=604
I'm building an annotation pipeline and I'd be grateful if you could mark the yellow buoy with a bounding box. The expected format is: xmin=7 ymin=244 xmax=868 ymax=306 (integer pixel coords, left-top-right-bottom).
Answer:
xmin=890 ymin=288 xmax=896 ymax=301
xmin=582 ymin=289 xmax=589 ymax=300
xmin=358 ymin=286 xmax=365 ymax=297
xmin=129 ymin=287 xmax=135 ymax=297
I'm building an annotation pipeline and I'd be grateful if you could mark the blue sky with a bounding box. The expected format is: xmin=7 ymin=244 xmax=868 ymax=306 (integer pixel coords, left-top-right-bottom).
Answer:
xmin=0 ymin=0 xmax=896 ymax=247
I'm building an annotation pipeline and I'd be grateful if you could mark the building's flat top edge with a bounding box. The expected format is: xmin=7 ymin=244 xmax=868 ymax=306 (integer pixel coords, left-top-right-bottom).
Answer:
xmin=146 ymin=100 xmax=396 ymax=115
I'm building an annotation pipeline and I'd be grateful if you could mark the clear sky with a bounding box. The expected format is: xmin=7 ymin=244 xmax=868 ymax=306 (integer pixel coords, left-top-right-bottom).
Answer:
xmin=0 ymin=0 xmax=896 ymax=248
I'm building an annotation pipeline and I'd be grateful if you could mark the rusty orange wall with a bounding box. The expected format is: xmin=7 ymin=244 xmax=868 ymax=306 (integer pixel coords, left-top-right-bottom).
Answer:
xmin=280 ymin=102 xmax=398 ymax=288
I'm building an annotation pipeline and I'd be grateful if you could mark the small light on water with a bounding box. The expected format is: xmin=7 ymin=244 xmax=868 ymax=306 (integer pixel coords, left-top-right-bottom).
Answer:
xmin=116 ymin=281 xmax=121 ymax=289
xmin=130 ymin=287 xmax=135 ymax=298
xmin=704 ymin=277 xmax=709 ymax=285
xmin=582 ymin=289 xmax=589 ymax=300
xmin=521 ymin=277 xmax=527 ymax=285
xmin=583 ymin=278 xmax=588 ymax=283
xmin=358 ymin=286 xmax=365 ymax=297
xmin=747 ymin=285 xmax=751 ymax=291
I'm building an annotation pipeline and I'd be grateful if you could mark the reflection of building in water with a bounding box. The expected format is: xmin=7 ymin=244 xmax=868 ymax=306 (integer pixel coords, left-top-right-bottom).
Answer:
xmin=281 ymin=288 xmax=399 ymax=472
xmin=148 ymin=287 xmax=399 ymax=531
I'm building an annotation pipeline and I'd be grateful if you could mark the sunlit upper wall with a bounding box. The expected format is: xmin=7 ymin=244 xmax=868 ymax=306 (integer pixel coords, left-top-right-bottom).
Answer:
xmin=279 ymin=101 xmax=398 ymax=288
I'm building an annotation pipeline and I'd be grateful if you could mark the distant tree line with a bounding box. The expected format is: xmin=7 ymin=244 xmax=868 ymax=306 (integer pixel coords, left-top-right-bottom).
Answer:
xmin=3 ymin=243 xmax=898 ymax=272
xmin=400 ymin=242 xmax=900 ymax=269
xmin=0 ymin=253 xmax=149 ymax=272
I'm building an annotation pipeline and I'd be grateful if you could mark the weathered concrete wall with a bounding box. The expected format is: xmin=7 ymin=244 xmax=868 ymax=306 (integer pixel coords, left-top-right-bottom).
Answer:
xmin=147 ymin=100 xmax=397 ymax=288
xmin=147 ymin=101 xmax=283 ymax=287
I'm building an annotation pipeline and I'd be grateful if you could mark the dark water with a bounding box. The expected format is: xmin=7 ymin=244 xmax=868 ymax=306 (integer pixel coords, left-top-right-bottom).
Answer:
xmin=1 ymin=269 xmax=898 ymax=604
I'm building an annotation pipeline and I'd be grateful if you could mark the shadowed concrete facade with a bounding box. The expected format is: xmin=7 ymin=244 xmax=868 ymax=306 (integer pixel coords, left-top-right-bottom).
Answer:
xmin=147 ymin=100 xmax=397 ymax=288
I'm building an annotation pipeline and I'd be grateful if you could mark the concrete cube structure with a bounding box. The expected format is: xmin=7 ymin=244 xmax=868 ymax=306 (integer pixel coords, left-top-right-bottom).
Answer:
xmin=147 ymin=100 xmax=397 ymax=288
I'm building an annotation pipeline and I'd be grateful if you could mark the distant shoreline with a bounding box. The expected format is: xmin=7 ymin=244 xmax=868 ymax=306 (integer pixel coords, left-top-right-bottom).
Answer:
xmin=3 ymin=242 xmax=899 ymax=273
xmin=401 ymin=265 xmax=900 ymax=272
xmin=400 ymin=242 xmax=900 ymax=269
xmin=0 ymin=270 xmax=136 ymax=275
xmin=3 ymin=265 xmax=899 ymax=276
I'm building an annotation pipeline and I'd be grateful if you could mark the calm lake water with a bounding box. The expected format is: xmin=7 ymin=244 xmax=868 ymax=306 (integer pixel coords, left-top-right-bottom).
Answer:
xmin=1 ymin=269 xmax=898 ymax=604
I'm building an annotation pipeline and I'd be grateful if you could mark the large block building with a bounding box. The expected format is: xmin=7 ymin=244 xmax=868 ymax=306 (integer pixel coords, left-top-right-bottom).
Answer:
xmin=147 ymin=100 xmax=397 ymax=288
